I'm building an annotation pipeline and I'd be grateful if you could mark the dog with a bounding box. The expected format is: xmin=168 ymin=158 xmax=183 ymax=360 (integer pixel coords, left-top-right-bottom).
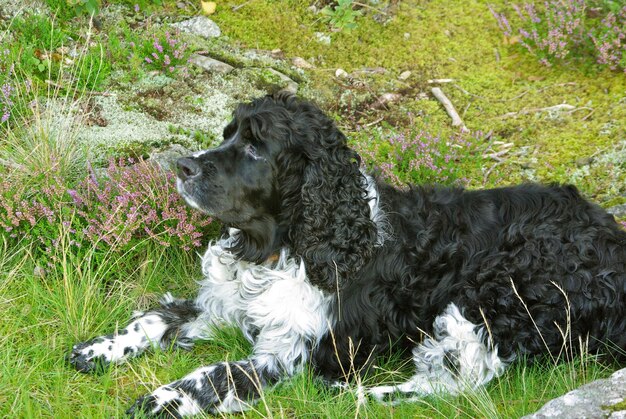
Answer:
xmin=69 ymin=92 xmax=626 ymax=417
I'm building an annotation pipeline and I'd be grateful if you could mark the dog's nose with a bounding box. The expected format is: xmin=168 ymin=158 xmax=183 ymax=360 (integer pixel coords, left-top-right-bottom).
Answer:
xmin=177 ymin=158 xmax=201 ymax=180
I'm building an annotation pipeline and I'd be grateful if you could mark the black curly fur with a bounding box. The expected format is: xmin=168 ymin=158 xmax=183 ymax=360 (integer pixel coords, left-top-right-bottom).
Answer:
xmin=179 ymin=92 xmax=377 ymax=291
xmin=178 ymin=92 xmax=626 ymax=381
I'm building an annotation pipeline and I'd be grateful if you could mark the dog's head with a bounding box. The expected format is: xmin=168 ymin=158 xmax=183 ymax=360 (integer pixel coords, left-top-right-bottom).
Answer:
xmin=177 ymin=92 xmax=377 ymax=291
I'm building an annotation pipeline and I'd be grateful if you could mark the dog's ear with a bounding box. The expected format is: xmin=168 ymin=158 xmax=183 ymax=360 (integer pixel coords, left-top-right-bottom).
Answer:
xmin=284 ymin=105 xmax=377 ymax=292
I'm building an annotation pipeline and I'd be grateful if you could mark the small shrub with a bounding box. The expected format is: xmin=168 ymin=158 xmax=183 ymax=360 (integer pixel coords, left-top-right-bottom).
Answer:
xmin=489 ymin=1 xmax=626 ymax=72
xmin=0 ymin=50 xmax=14 ymax=124
xmin=0 ymin=158 xmax=212 ymax=263
xmin=321 ymin=0 xmax=362 ymax=32
xmin=355 ymin=128 xmax=482 ymax=187
xmin=130 ymin=30 xmax=191 ymax=76
xmin=589 ymin=6 xmax=626 ymax=72
xmin=71 ymin=158 xmax=211 ymax=251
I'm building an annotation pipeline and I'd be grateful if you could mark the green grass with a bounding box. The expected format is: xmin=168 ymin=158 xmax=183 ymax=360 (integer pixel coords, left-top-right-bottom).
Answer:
xmin=1 ymin=0 xmax=625 ymax=417
xmin=0 ymin=236 xmax=613 ymax=417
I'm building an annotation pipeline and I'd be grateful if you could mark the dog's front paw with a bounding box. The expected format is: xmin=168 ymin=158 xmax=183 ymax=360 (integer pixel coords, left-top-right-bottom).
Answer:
xmin=67 ymin=337 xmax=114 ymax=373
xmin=127 ymin=385 xmax=201 ymax=418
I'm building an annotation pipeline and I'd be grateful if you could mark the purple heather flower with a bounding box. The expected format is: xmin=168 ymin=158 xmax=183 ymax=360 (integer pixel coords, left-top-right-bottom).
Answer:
xmin=153 ymin=39 xmax=163 ymax=53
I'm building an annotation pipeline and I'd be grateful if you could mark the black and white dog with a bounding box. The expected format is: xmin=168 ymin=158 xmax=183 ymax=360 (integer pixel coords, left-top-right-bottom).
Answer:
xmin=69 ymin=92 xmax=626 ymax=417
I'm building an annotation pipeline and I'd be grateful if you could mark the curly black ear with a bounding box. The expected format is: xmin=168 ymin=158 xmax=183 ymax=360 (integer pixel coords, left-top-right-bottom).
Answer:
xmin=281 ymin=97 xmax=377 ymax=292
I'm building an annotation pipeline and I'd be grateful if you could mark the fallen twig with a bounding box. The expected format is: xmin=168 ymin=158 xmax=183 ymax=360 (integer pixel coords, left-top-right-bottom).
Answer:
xmin=485 ymin=149 xmax=510 ymax=162
xmin=500 ymin=103 xmax=576 ymax=119
xmin=232 ymin=0 xmax=253 ymax=12
xmin=363 ymin=117 xmax=384 ymax=127
xmin=430 ymin=87 xmax=469 ymax=132
xmin=483 ymin=162 xmax=503 ymax=185
xmin=353 ymin=1 xmax=388 ymax=15
xmin=568 ymin=106 xmax=595 ymax=121
xmin=428 ymin=78 xmax=455 ymax=84
xmin=453 ymin=82 xmax=577 ymax=103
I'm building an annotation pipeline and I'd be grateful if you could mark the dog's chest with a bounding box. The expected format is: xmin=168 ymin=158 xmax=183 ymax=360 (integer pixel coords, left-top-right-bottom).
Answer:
xmin=195 ymin=238 xmax=332 ymax=344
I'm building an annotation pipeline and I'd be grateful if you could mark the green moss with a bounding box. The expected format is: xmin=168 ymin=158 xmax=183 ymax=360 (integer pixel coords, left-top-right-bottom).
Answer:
xmin=604 ymin=398 xmax=626 ymax=413
xmin=209 ymin=0 xmax=624 ymax=199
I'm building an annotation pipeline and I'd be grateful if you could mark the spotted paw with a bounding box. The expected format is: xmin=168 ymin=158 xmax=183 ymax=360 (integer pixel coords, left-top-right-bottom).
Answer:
xmin=67 ymin=338 xmax=113 ymax=374
xmin=127 ymin=385 xmax=201 ymax=418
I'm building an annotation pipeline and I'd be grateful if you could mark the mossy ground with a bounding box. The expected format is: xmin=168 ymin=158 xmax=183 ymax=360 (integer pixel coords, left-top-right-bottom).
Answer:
xmin=1 ymin=0 xmax=625 ymax=417
xmin=214 ymin=0 xmax=625 ymax=199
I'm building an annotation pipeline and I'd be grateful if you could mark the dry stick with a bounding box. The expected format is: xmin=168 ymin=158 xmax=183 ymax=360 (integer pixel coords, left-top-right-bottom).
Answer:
xmin=483 ymin=161 xmax=502 ymax=185
xmin=231 ymin=0 xmax=253 ymax=12
xmin=453 ymin=81 xmax=577 ymax=103
xmin=428 ymin=78 xmax=455 ymax=84
xmin=352 ymin=1 xmax=388 ymax=15
xmin=363 ymin=117 xmax=384 ymax=127
xmin=431 ymin=87 xmax=469 ymax=133
xmin=500 ymin=103 xmax=576 ymax=119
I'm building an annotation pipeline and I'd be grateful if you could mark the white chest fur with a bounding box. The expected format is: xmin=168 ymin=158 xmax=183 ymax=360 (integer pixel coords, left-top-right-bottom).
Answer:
xmin=194 ymin=232 xmax=332 ymax=375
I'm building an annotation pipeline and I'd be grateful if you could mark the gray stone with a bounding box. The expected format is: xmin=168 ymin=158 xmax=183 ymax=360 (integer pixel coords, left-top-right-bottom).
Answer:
xmin=523 ymin=368 xmax=626 ymax=419
xmin=149 ymin=144 xmax=193 ymax=172
xmin=265 ymin=68 xmax=298 ymax=94
xmin=75 ymin=93 xmax=192 ymax=162
xmin=0 ymin=0 xmax=48 ymax=19
xmin=607 ymin=204 xmax=626 ymax=218
xmin=189 ymin=54 xmax=234 ymax=74
xmin=171 ymin=16 xmax=221 ymax=39
xmin=292 ymin=57 xmax=315 ymax=69
xmin=314 ymin=32 xmax=331 ymax=45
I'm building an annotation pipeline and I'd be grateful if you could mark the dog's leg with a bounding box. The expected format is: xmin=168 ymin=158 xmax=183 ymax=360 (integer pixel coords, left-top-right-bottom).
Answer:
xmin=127 ymin=262 xmax=329 ymax=417
xmin=368 ymin=303 xmax=508 ymax=404
xmin=68 ymin=293 xmax=212 ymax=373
xmin=126 ymin=316 xmax=320 ymax=417
xmin=126 ymin=356 xmax=279 ymax=417
xmin=126 ymin=323 xmax=318 ymax=417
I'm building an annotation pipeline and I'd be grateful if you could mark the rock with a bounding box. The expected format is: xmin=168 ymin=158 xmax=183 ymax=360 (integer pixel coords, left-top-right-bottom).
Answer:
xmin=607 ymin=204 xmax=626 ymax=218
xmin=523 ymin=368 xmax=626 ymax=419
xmin=189 ymin=54 xmax=234 ymax=74
xmin=171 ymin=16 xmax=221 ymax=39
xmin=149 ymin=144 xmax=194 ymax=172
xmin=370 ymin=93 xmax=402 ymax=109
xmin=292 ymin=57 xmax=315 ymax=69
xmin=200 ymin=0 xmax=216 ymax=15
xmin=399 ymin=70 xmax=412 ymax=81
xmin=75 ymin=93 xmax=193 ymax=162
xmin=575 ymin=156 xmax=594 ymax=167
xmin=314 ymin=32 xmax=331 ymax=45
xmin=335 ymin=68 xmax=348 ymax=78
xmin=265 ymin=68 xmax=298 ymax=94
xmin=0 ymin=0 xmax=48 ymax=19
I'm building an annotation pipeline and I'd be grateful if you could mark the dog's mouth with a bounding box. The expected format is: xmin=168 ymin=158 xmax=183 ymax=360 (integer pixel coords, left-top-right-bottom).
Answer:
xmin=176 ymin=177 xmax=210 ymax=214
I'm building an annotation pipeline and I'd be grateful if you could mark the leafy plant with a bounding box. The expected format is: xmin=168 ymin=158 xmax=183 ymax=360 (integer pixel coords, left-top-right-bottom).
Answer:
xmin=321 ymin=0 xmax=362 ymax=32
xmin=45 ymin=0 xmax=100 ymax=18
xmin=68 ymin=0 xmax=100 ymax=16
xmin=355 ymin=128 xmax=483 ymax=187
xmin=129 ymin=30 xmax=191 ymax=76
xmin=168 ymin=125 xmax=216 ymax=149
xmin=489 ymin=1 xmax=626 ymax=72
xmin=0 ymin=158 xmax=213 ymax=262
xmin=589 ymin=6 xmax=626 ymax=72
